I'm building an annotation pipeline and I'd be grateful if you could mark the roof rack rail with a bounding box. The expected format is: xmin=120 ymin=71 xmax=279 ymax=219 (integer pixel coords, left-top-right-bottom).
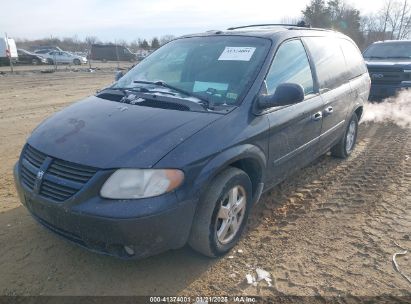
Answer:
xmin=227 ymin=22 xmax=310 ymax=31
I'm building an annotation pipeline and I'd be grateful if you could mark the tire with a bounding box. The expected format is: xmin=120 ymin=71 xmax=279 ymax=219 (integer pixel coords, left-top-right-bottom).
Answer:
xmin=73 ymin=59 xmax=81 ymax=65
xmin=189 ymin=167 xmax=252 ymax=257
xmin=331 ymin=113 xmax=359 ymax=158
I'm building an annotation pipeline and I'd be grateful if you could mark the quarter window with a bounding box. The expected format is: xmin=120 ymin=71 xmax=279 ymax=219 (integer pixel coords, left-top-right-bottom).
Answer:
xmin=265 ymin=40 xmax=314 ymax=96
xmin=339 ymin=39 xmax=367 ymax=79
xmin=303 ymin=37 xmax=348 ymax=90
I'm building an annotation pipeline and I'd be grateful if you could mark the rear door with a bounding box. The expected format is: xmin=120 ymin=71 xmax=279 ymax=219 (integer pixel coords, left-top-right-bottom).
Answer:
xmin=303 ymin=36 xmax=352 ymax=152
xmin=263 ymin=39 xmax=324 ymax=185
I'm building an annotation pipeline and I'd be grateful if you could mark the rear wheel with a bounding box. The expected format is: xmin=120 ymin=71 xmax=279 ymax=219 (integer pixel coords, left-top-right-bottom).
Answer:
xmin=331 ymin=113 xmax=359 ymax=158
xmin=73 ymin=59 xmax=81 ymax=65
xmin=189 ymin=167 xmax=252 ymax=257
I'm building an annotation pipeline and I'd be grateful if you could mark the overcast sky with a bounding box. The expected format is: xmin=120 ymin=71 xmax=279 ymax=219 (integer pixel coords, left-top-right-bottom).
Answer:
xmin=1 ymin=0 xmax=385 ymax=41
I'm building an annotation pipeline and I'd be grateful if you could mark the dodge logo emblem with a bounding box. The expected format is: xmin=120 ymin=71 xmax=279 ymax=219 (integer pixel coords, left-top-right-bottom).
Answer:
xmin=36 ymin=170 xmax=45 ymax=180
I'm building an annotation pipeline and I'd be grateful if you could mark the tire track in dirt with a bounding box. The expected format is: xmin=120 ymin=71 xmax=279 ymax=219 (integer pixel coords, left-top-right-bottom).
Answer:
xmin=184 ymin=123 xmax=411 ymax=298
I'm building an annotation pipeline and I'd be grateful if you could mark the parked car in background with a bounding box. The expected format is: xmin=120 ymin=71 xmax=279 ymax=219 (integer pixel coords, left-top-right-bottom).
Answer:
xmin=363 ymin=40 xmax=411 ymax=100
xmin=32 ymin=46 xmax=62 ymax=53
xmin=14 ymin=24 xmax=369 ymax=259
xmin=17 ymin=49 xmax=48 ymax=65
xmin=90 ymin=44 xmax=136 ymax=61
xmin=0 ymin=37 xmax=18 ymax=65
xmin=40 ymin=51 xmax=87 ymax=65
xmin=34 ymin=49 xmax=55 ymax=55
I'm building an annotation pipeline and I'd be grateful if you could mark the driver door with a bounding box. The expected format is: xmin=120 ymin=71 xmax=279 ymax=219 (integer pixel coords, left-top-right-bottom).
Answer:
xmin=263 ymin=39 xmax=324 ymax=185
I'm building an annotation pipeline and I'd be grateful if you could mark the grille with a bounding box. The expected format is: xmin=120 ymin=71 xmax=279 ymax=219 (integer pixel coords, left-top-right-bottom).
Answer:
xmin=25 ymin=144 xmax=47 ymax=168
xmin=20 ymin=144 xmax=98 ymax=202
xmin=367 ymin=66 xmax=410 ymax=85
xmin=367 ymin=66 xmax=404 ymax=73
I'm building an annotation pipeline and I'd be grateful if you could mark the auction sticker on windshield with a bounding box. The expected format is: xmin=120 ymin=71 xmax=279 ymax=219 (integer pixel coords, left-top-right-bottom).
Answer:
xmin=218 ymin=47 xmax=256 ymax=61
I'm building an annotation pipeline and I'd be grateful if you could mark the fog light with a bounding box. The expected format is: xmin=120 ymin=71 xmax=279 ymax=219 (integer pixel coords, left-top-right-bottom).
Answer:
xmin=124 ymin=245 xmax=135 ymax=256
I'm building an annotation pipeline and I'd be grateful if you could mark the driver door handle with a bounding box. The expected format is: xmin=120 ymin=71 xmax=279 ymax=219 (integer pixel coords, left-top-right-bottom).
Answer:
xmin=312 ymin=112 xmax=323 ymax=121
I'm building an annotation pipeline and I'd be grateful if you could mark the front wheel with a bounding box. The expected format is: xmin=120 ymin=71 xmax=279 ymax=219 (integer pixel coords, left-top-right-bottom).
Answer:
xmin=189 ymin=167 xmax=252 ymax=257
xmin=73 ymin=59 xmax=81 ymax=65
xmin=331 ymin=113 xmax=359 ymax=158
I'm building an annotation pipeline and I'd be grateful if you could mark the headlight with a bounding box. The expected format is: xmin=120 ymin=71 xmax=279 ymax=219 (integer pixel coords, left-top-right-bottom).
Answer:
xmin=100 ymin=169 xmax=184 ymax=199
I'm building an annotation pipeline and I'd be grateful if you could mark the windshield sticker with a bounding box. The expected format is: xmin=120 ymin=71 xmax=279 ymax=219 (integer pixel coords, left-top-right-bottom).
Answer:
xmin=218 ymin=47 xmax=256 ymax=61
xmin=226 ymin=92 xmax=238 ymax=100
xmin=193 ymin=81 xmax=228 ymax=93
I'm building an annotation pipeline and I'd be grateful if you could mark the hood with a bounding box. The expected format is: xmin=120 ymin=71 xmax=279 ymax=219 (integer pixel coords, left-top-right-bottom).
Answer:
xmin=28 ymin=96 xmax=221 ymax=169
xmin=365 ymin=59 xmax=411 ymax=69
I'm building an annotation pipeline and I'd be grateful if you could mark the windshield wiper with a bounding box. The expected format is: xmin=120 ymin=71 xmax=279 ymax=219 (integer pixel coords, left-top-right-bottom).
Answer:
xmin=133 ymin=80 xmax=211 ymax=107
xmin=110 ymin=86 xmax=175 ymax=96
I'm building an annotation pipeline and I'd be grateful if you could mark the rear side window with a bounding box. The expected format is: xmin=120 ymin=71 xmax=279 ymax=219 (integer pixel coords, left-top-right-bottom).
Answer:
xmin=304 ymin=37 xmax=348 ymax=90
xmin=265 ymin=39 xmax=314 ymax=95
xmin=339 ymin=39 xmax=367 ymax=78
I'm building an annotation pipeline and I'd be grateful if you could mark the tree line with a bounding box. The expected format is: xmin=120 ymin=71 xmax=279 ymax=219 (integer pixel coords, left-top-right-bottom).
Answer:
xmin=302 ymin=0 xmax=411 ymax=49
xmin=16 ymin=35 xmax=175 ymax=53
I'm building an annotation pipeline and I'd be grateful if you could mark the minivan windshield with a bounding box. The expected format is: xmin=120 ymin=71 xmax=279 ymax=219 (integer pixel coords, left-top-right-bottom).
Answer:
xmin=363 ymin=42 xmax=411 ymax=59
xmin=113 ymin=36 xmax=271 ymax=106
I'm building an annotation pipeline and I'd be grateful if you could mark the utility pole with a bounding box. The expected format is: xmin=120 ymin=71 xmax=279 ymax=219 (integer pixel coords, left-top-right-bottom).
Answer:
xmin=4 ymin=32 xmax=14 ymax=73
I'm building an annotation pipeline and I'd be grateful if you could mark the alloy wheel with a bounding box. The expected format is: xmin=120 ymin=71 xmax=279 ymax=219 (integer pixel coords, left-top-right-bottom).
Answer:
xmin=215 ymin=185 xmax=247 ymax=245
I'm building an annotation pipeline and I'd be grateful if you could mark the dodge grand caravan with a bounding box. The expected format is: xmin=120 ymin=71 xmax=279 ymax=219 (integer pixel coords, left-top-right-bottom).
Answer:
xmin=14 ymin=24 xmax=370 ymax=259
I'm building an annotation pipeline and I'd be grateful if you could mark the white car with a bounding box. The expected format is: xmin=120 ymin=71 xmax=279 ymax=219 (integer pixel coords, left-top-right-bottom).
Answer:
xmin=40 ymin=51 xmax=87 ymax=65
xmin=0 ymin=37 xmax=18 ymax=65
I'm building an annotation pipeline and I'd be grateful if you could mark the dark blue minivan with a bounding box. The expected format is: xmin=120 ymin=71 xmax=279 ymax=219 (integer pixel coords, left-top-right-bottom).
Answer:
xmin=14 ymin=25 xmax=370 ymax=259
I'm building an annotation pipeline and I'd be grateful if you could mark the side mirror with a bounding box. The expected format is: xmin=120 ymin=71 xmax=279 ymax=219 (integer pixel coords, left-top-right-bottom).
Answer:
xmin=258 ymin=83 xmax=305 ymax=109
xmin=115 ymin=70 xmax=124 ymax=81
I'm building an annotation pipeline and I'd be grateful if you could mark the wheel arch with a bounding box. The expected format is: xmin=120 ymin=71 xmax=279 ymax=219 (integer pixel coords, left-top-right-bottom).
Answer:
xmin=194 ymin=144 xmax=267 ymax=206
xmin=354 ymin=105 xmax=363 ymax=121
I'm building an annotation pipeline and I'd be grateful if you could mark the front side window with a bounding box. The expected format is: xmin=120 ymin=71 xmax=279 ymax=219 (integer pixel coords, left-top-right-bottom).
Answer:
xmin=114 ymin=36 xmax=271 ymax=105
xmin=265 ymin=40 xmax=314 ymax=96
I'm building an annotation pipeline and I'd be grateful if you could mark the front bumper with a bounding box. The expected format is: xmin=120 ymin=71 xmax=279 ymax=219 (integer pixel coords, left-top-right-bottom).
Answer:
xmin=14 ymin=163 xmax=197 ymax=259
xmin=369 ymin=83 xmax=411 ymax=100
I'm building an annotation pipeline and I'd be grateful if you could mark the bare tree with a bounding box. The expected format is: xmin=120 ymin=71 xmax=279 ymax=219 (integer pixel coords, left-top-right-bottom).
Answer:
xmin=159 ymin=35 xmax=175 ymax=45
xmin=397 ymin=0 xmax=411 ymax=38
xmin=387 ymin=1 xmax=403 ymax=39
xmin=85 ymin=36 xmax=99 ymax=45
xmin=381 ymin=0 xmax=393 ymax=35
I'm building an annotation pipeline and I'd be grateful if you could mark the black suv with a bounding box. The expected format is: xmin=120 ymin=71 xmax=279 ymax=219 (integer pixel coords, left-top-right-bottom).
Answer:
xmin=364 ymin=40 xmax=411 ymax=100
xmin=14 ymin=25 xmax=370 ymax=259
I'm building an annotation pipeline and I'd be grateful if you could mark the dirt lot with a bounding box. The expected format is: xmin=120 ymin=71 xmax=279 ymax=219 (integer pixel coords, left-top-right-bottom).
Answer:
xmin=0 ymin=61 xmax=132 ymax=73
xmin=0 ymin=70 xmax=410 ymax=299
